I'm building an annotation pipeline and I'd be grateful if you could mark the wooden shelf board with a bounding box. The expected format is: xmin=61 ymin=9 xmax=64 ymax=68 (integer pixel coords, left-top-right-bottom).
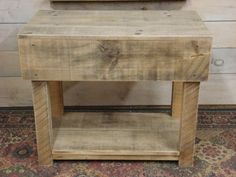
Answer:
xmin=52 ymin=112 xmax=180 ymax=160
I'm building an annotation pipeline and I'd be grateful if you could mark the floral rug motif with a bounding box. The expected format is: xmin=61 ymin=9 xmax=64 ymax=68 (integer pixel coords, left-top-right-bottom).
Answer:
xmin=0 ymin=109 xmax=235 ymax=177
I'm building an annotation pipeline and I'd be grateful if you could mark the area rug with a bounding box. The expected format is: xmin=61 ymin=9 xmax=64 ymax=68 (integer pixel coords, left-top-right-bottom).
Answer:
xmin=0 ymin=109 xmax=235 ymax=177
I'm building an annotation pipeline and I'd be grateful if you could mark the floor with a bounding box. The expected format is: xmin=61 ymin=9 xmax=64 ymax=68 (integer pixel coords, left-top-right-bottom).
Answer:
xmin=0 ymin=109 xmax=235 ymax=177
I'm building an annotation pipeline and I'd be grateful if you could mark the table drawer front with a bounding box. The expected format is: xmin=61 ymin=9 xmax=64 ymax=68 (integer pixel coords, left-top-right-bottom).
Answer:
xmin=18 ymin=37 xmax=212 ymax=81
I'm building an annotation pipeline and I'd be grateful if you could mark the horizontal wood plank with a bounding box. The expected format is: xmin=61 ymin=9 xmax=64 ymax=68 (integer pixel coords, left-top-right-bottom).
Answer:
xmin=1 ymin=49 xmax=236 ymax=77
xmin=50 ymin=0 xmax=236 ymax=21
xmin=52 ymin=154 xmax=179 ymax=160
xmin=2 ymin=48 xmax=236 ymax=77
xmin=0 ymin=77 xmax=32 ymax=107
xmin=0 ymin=0 xmax=50 ymax=23
xmin=206 ymin=22 xmax=236 ymax=48
xmin=0 ymin=24 xmax=22 ymax=51
xmin=20 ymin=10 xmax=210 ymax=37
xmin=210 ymin=49 xmax=236 ymax=74
xmin=0 ymin=74 xmax=236 ymax=107
xmin=52 ymin=112 xmax=180 ymax=159
xmin=1 ymin=0 xmax=236 ymax=23
xmin=0 ymin=51 xmax=20 ymax=76
xmin=18 ymin=38 xmax=211 ymax=81
xmin=0 ymin=22 xmax=233 ymax=52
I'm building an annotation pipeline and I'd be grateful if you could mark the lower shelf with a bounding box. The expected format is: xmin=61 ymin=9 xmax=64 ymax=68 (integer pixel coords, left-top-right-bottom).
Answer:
xmin=52 ymin=112 xmax=180 ymax=160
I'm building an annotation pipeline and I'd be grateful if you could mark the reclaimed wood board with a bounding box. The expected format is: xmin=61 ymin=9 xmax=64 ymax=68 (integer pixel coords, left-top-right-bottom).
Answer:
xmin=171 ymin=82 xmax=184 ymax=119
xmin=2 ymin=49 xmax=236 ymax=77
xmin=18 ymin=10 xmax=212 ymax=81
xmin=32 ymin=81 xmax=53 ymax=165
xmin=52 ymin=112 xmax=180 ymax=160
xmin=48 ymin=81 xmax=64 ymax=119
xmin=178 ymin=82 xmax=199 ymax=166
xmin=2 ymin=0 xmax=236 ymax=23
xmin=0 ymin=22 xmax=234 ymax=52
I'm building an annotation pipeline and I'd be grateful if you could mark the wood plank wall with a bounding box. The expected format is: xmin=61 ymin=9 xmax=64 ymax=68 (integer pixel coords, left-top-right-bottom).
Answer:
xmin=0 ymin=0 xmax=236 ymax=107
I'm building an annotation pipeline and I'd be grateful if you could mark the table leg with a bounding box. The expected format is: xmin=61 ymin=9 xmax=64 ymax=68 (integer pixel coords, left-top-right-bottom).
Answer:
xmin=171 ymin=82 xmax=184 ymax=119
xmin=178 ymin=82 xmax=200 ymax=167
xmin=32 ymin=81 xmax=53 ymax=165
xmin=48 ymin=81 xmax=64 ymax=119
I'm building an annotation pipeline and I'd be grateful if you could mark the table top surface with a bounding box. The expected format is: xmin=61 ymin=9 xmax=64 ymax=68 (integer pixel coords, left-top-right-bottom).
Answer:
xmin=19 ymin=10 xmax=211 ymax=40
xmin=18 ymin=10 xmax=212 ymax=82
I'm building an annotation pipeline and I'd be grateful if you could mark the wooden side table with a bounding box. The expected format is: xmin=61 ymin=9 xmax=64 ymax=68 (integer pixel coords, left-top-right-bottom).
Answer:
xmin=18 ymin=10 xmax=212 ymax=167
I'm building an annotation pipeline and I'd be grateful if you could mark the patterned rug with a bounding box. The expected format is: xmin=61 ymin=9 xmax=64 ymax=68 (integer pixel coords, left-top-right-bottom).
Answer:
xmin=0 ymin=109 xmax=235 ymax=177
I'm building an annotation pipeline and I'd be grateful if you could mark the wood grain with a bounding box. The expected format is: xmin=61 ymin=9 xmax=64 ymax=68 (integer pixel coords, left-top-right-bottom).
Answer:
xmin=0 ymin=24 xmax=22 ymax=51
xmin=48 ymin=81 xmax=64 ymax=119
xmin=0 ymin=51 xmax=20 ymax=77
xmin=32 ymin=81 xmax=53 ymax=165
xmin=206 ymin=22 xmax=236 ymax=48
xmin=52 ymin=112 xmax=180 ymax=160
xmin=18 ymin=10 xmax=212 ymax=81
xmin=0 ymin=22 xmax=233 ymax=52
xmin=20 ymin=10 xmax=211 ymax=37
xmin=179 ymin=82 xmax=200 ymax=167
xmin=2 ymin=0 xmax=236 ymax=23
xmin=52 ymin=154 xmax=179 ymax=160
xmin=0 ymin=0 xmax=50 ymax=23
xmin=18 ymin=38 xmax=211 ymax=81
xmin=51 ymin=0 xmax=236 ymax=21
xmin=2 ymin=49 xmax=236 ymax=77
xmin=210 ymin=49 xmax=236 ymax=74
xmin=171 ymin=82 xmax=184 ymax=119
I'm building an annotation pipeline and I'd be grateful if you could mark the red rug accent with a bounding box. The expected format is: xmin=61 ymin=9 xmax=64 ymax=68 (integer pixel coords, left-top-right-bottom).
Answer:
xmin=0 ymin=110 xmax=235 ymax=177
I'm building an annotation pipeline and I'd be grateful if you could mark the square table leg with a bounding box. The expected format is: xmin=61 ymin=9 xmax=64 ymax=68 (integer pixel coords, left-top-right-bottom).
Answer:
xmin=48 ymin=81 xmax=64 ymax=119
xmin=178 ymin=82 xmax=200 ymax=167
xmin=171 ymin=82 xmax=184 ymax=119
xmin=32 ymin=81 xmax=53 ymax=165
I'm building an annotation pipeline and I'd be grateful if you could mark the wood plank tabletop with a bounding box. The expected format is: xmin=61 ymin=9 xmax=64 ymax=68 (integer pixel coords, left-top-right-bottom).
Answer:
xmin=18 ymin=10 xmax=211 ymax=39
xmin=18 ymin=10 xmax=212 ymax=81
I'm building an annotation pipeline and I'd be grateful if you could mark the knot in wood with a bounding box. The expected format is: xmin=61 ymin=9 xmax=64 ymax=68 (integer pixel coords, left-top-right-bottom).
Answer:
xmin=98 ymin=42 xmax=120 ymax=60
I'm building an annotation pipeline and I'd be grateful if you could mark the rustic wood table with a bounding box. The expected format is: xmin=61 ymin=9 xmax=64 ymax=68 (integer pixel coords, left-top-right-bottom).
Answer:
xmin=18 ymin=10 xmax=212 ymax=167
